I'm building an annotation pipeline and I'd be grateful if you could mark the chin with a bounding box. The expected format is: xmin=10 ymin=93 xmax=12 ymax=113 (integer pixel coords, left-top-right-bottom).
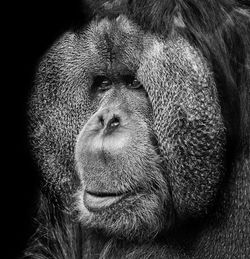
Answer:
xmin=75 ymin=185 xmax=170 ymax=241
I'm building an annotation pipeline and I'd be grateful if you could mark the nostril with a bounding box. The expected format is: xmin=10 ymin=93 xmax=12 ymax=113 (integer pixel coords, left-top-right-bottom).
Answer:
xmin=108 ymin=115 xmax=120 ymax=129
xmin=105 ymin=115 xmax=120 ymax=134
xmin=99 ymin=115 xmax=105 ymax=127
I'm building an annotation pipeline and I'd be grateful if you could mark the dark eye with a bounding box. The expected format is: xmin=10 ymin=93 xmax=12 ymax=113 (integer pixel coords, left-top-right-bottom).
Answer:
xmin=93 ymin=76 xmax=112 ymax=91
xmin=130 ymin=78 xmax=143 ymax=89
xmin=123 ymin=75 xmax=143 ymax=89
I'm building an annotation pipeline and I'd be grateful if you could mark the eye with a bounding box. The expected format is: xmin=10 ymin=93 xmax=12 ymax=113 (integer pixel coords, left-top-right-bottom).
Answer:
xmin=123 ymin=75 xmax=143 ymax=89
xmin=130 ymin=78 xmax=143 ymax=89
xmin=93 ymin=76 xmax=112 ymax=91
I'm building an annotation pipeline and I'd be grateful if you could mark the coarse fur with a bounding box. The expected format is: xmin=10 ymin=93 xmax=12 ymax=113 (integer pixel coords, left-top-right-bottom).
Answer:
xmin=24 ymin=0 xmax=250 ymax=258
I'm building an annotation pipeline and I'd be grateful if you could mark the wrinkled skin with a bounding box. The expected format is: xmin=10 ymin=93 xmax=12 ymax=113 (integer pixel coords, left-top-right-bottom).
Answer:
xmin=29 ymin=15 xmax=225 ymax=245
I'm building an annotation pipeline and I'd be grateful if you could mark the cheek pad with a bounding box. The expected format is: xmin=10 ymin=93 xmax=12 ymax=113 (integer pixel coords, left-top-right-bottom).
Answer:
xmin=138 ymin=35 xmax=226 ymax=217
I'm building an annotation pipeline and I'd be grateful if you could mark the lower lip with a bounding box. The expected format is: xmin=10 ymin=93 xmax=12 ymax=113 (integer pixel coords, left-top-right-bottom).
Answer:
xmin=84 ymin=192 xmax=124 ymax=212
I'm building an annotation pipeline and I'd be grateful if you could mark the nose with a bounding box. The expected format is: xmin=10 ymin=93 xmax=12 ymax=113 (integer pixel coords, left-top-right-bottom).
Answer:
xmin=98 ymin=110 xmax=121 ymax=135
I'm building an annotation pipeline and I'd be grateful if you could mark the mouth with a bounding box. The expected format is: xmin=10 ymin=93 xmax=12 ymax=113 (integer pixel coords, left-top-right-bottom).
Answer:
xmin=84 ymin=190 xmax=125 ymax=212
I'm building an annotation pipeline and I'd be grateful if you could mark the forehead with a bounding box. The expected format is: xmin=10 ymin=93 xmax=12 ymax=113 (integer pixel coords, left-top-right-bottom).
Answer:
xmin=85 ymin=16 xmax=141 ymax=53
xmin=81 ymin=16 xmax=144 ymax=76
xmin=80 ymin=15 xmax=207 ymax=78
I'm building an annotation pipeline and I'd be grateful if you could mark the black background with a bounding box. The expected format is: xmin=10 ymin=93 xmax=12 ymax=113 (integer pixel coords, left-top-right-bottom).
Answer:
xmin=6 ymin=1 xmax=89 ymax=258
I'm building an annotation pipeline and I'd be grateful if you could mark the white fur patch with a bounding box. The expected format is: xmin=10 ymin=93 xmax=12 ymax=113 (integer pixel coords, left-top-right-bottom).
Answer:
xmin=103 ymin=0 xmax=123 ymax=9
xmin=174 ymin=13 xmax=186 ymax=28
xmin=182 ymin=47 xmax=203 ymax=74
xmin=116 ymin=15 xmax=137 ymax=34
xmin=147 ymin=41 xmax=165 ymax=59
